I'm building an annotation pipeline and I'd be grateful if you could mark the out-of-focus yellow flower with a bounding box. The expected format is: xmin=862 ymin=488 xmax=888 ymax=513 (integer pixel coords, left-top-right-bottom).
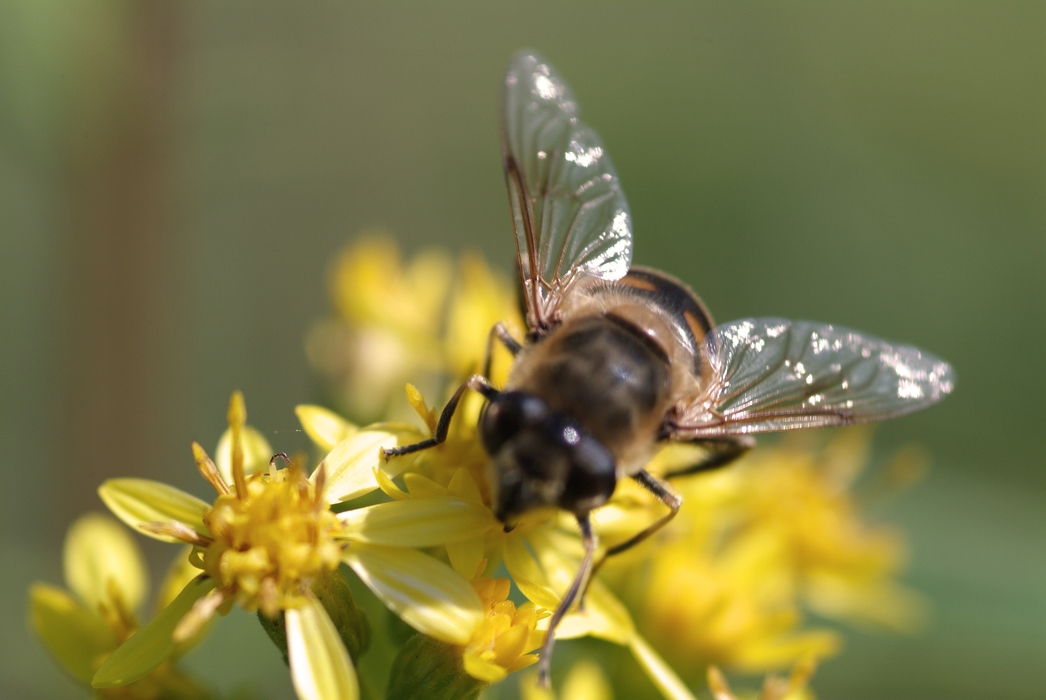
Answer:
xmin=600 ymin=429 xmax=924 ymax=675
xmin=707 ymin=656 xmax=818 ymax=700
xmin=28 ymin=513 xmax=211 ymax=699
xmin=521 ymin=659 xmax=614 ymax=700
xmin=307 ymin=233 xmax=522 ymax=422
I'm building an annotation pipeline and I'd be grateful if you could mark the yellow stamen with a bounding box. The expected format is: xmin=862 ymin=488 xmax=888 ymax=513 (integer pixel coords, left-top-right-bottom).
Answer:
xmin=193 ymin=441 xmax=229 ymax=495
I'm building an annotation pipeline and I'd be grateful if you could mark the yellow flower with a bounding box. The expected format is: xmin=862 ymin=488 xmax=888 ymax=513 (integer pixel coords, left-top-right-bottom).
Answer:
xmin=95 ymin=391 xmax=503 ymax=700
xmin=28 ymin=513 xmax=211 ymax=699
xmin=598 ymin=430 xmax=924 ymax=675
xmin=298 ymin=236 xmax=928 ymax=696
xmin=306 ymin=234 xmax=522 ymax=422
xmin=461 ymin=577 xmax=546 ymax=682
xmin=521 ymin=659 xmax=614 ymax=700
xmin=706 ymin=657 xmax=818 ymax=700
xmin=298 ymin=396 xmax=698 ymax=700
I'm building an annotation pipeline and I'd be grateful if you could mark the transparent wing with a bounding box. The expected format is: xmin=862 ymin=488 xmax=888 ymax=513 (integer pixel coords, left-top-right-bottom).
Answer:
xmin=502 ymin=51 xmax=632 ymax=331
xmin=673 ymin=318 xmax=954 ymax=438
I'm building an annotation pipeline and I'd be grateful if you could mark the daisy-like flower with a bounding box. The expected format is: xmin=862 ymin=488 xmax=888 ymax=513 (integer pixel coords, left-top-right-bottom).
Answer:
xmin=93 ymin=391 xmax=502 ymax=700
xmin=298 ymin=394 xmax=699 ymax=700
xmin=28 ymin=512 xmax=211 ymax=699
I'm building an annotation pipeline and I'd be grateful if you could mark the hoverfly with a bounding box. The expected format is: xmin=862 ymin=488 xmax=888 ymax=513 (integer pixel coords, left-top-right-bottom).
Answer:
xmin=386 ymin=51 xmax=954 ymax=685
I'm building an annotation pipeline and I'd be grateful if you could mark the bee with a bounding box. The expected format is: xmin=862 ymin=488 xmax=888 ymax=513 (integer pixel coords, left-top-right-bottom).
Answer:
xmin=385 ymin=51 xmax=954 ymax=685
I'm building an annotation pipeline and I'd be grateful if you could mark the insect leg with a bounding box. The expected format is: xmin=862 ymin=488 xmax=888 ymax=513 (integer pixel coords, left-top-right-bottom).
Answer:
xmin=663 ymin=436 xmax=754 ymax=479
xmin=382 ymin=375 xmax=499 ymax=458
xmin=605 ymin=470 xmax=682 ymax=561
xmin=537 ymin=513 xmax=597 ymax=689
xmin=483 ymin=321 xmax=523 ymax=379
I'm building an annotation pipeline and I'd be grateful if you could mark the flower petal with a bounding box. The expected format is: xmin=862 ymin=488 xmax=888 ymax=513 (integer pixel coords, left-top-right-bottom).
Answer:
xmin=554 ymin=579 xmax=634 ymax=645
xmin=286 ymin=593 xmax=360 ymax=700
xmin=296 ymin=404 xmax=358 ymax=453
xmin=320 ymin=423 xmax=426 ymax=503
xmin=92 ymin=576 xmax=215 ymax=688
xmin=462 ymin=652 xmax=507 ymax=683
xmin=216 ymin=423 xmax=274 ymax=484
xmin=98 ymin=479 xmax=210 ymax=543
xmin=502 ymin=535 xmax=561 ymax=611
xmin=561 ymin=660 xmax=614 ymax=700
xmin=446 ymin=536 xmax=486 ymax=579
xmin=63 ymin=512 xmax=149 ymax=613
xmin=343 ymin=543 xmax=482 ymax=644
xmin=28 ymin=583 xmax=116 ymax=685
xmin=627 ymin=633 xmax=698 ymax=700
xmin=339 ymin=497 xmax=494 ymax=547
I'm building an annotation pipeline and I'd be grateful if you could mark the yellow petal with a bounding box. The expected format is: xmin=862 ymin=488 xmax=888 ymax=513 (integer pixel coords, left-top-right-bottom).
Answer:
xmin=447 ymin=536 xmax=486 ymax=579
xmin=286 ymin=593 xmax=360 ymax=700
xmin=402 ymin=472 xmax=449 ymax=498
xmin=502 ymin=535 xmax=561 ymax=611
xmin=338 ymin=497 xmax=494 ymax=547
xmin=447 ymin=467 xmax=483 ymax=502
xmin=319 ymin=423 xmax=426 ymax=503
xmin=554 ymin=579 xmax=634 ymax=645
xmin=98 ymin=479 xmax=210 ymax=543
xmin=463 ymin=652 xmax=508 ymax=683
xmin=520 ymin=672 xmax=556 ymax=700
xmin=561 ymin=660 xmax=614 ymax=700
xmin=92 ymin=576 xmax=216 ymax=688
xmin=216 ymin=423 xmax=274 ymax=484
xmin=627 ymin=633 xmax=698 ymax=700
xmin=296 ymin=404 xmax=358 ymax=453
xmin=28 ymin=583 xmax=117 ymax=685
xmin=521 ymin=529 xmax=634 ymax=644
xmin=730 ymin=629 xmax=841 ymax=672
xmin=63 ymin=512 xmax=149 ymax=614
xmin=342 ymin=543 xmax=482 ymax=644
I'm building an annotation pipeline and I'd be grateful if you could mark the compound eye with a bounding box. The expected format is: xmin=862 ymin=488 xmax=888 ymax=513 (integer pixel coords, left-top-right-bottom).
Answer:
xmin=560 ymin=435 xmax=616 ymax=514
xmin=480 ymin=392 xmax=548 ymax=454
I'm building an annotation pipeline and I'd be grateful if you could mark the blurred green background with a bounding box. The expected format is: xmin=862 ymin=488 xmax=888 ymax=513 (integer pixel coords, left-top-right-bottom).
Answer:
xmin=1 ymin=2 xmax=1043 ymax=698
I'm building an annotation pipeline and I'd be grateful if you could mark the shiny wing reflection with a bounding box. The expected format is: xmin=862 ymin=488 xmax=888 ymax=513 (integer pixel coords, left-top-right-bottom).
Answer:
xmin=501 ymin=50 xmax=632 ymax=330
xmin=676 ymin=318 xmax=955 ymax=437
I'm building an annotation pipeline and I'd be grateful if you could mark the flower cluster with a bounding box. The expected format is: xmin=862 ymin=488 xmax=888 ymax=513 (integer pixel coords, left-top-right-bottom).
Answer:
xmin=29 ymin=236 xmax=927 ymax=700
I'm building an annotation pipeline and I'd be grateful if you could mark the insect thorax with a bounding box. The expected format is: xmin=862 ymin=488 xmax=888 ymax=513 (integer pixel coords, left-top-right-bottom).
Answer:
xmin=508 ymin=313 xmax=674 ymax=473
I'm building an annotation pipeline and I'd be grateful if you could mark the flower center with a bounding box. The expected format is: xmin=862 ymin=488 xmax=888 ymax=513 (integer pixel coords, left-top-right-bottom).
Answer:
xmin=461 ymin=577 xmax=545 ymax=681
xmin=199 ymin=464 xmax=341 ymax=618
